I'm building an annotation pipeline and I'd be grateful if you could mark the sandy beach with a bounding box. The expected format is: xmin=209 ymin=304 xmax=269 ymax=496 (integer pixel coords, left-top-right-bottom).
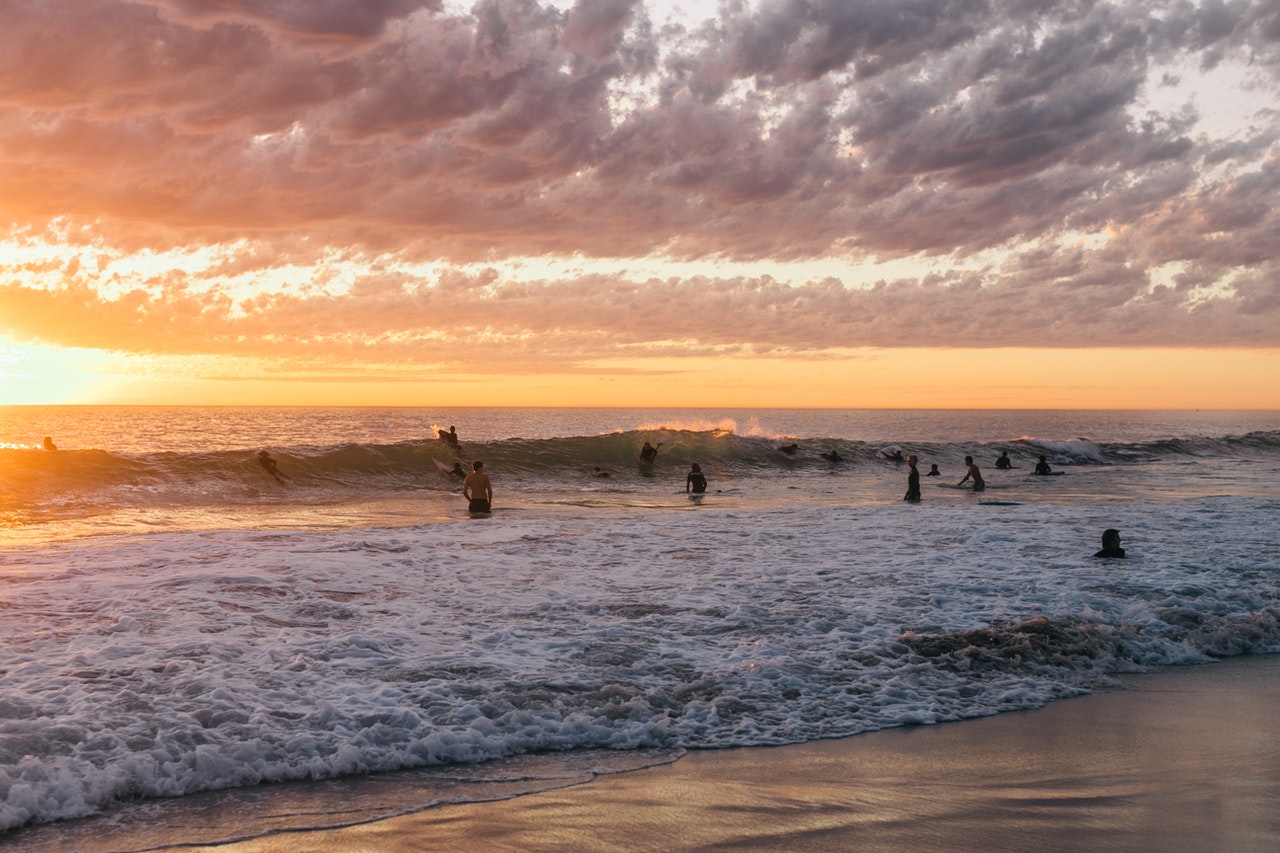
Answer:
xmin=130 ymin=653 xmax=1277 ymax=853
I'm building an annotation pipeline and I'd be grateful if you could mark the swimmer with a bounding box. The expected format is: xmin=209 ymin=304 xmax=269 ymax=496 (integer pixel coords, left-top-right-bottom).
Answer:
xmin=593 ymin=466 xmax=611 ymax=478
xmin=778 ymin=443 xmax=799 ymax=455
xmin=821 ymin=449 xmax=844 ymax=463
xmin=1034 ymin=455 xmax=1053 ymax=475
xmin=639 ymin=441 xmax=662 ymax=464
xmin=995 ymin=450 xmax=1013 ymax=470
xmin=1094 ymin=528 xmax=1126 ymax=558
xmin=42 ymin=436 xmax=57 ymax=451
xmin=926 ymin=464 xmax=941 ymax=477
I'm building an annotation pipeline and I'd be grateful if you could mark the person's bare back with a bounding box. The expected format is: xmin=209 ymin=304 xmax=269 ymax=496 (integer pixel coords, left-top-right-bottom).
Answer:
xmin=463 ymin=461 xmax=492 ymax=512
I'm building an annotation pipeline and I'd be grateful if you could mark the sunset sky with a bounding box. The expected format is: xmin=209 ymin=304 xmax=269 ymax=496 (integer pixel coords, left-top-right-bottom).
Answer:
xmin=1 ymin=0 xmax=1277 ymax=408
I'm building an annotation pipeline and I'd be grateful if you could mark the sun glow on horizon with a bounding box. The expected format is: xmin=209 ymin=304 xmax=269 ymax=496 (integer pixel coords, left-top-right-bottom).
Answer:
xmin=1 ymin=335 xmax=1274 ymax=410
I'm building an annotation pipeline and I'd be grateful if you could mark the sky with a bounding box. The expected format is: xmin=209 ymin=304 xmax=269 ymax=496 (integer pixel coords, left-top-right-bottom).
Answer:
xmin=0 ymin=0 xmax=1278 ymax=409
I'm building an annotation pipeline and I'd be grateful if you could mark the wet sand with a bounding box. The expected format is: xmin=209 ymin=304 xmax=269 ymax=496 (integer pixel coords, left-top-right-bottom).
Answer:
xmin=147 ymin=654 xmax=1280 ymax=853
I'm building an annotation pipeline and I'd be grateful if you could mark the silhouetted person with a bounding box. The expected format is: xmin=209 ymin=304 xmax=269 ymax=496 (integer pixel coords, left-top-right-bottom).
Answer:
xmin=438 ymin=425 xmax=459 ymax=447
xmin=926 ymin=463 xmax=941 ymax=477
xmin=448 ymin=462 xmax=466 ymax=479
xmin=257 ymin=449 xmax=288 ymax=484
xmin=1094 ymin=528 xmax=1126 ymax=558
xmin=778 ymin=443 xmax=799 ymax=455
xmin=821 ymin=449 xmax=844 ymax=463
xmin=995 ymin=450 xmax=1013 ymax=470
xmin=1034 ymin=455 xmax=1053 ymax=475
xmin=41 ymin=436 xmax=57 ymax=451
xmin=592 ymin=466 xmax=611 ymax=477
xmin=958 ymin=456 xmax=985 ymax=491
xmin=686 ymin=462 xmax=708 ymax=494
xmin=904 ymin=455 xmax=921 ymax=502
xmin=639 ymin=441 xmax=661 ymax=464
xmin=463 ymin=460 xmax=492 ymax=513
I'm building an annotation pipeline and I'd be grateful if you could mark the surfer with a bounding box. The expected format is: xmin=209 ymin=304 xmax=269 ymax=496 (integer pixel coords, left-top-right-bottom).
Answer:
xmin=884 ymin=448 xmax=905 ymax=462
xmin=820 ymin=449 xmax=844 ymax=463
xmin=686 ymin=462 xmax=708 ymax=494
xmin=438 ymin=425 xmax=460 ymax=447
xmin=903 ymin=455 xmax=921 ymax=503
xmin=778 ymin=443 xmax=799 ymax=455
xmin=1034 ymin=455 xmax=1054 ymax=475
xmin=41 ymin=436 xmax=57 ymax=451
xmin=995 ymin=451 xmax=1013 ymax=470
xmin=257 ymin=449 xmax=288 ymax=484
xmin=957 ymin=456 xmax=985 ymax=491
xmin=639 ymin=441 xmax=662 ymax=464
xmin=463 ymin=460 xmax=492 ymax=513
xmin=448 ymin=462 xmax=466 ymax=479
xmin=926 ymin=463 xmax=941 ymax=477
xmin=1094 ymin=528 xmax=1126 ymax=558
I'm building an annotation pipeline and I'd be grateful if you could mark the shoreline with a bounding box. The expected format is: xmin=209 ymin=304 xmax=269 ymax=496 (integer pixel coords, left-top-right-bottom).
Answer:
xmin=137 ymin=653 xmax=1280 ymax=853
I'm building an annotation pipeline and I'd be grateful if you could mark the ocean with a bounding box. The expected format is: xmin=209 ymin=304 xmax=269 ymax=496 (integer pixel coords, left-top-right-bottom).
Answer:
xmin=2 ymin=407 xmax=1279 ymax=849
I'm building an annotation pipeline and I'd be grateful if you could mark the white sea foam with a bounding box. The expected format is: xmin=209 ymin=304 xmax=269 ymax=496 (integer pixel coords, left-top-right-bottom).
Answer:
xmin=2 ymin=494 xmax=1279 ymax=832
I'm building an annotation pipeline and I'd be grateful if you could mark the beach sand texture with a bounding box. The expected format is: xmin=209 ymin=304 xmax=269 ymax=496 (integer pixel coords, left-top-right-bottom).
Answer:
xmin=155 ymin=654 xmax=1280 ymax=853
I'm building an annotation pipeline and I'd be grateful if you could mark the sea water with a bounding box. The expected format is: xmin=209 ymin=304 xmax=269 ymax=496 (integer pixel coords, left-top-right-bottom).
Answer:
xmin=1 ymin=407 xmax=1279 ymax=849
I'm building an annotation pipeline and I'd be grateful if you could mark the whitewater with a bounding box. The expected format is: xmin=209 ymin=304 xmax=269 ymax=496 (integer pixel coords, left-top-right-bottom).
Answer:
xmin=1 ymin=407 xmax=1278 ymax=848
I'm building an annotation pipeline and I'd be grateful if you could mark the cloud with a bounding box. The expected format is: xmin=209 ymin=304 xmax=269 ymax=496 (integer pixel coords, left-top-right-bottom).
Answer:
xmin=0 ymin=0 xmax=1277 ymax=362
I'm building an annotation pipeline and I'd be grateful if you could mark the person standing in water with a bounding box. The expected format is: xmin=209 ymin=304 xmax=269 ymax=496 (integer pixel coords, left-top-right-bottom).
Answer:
xmin=463 ymin=460 xmax=492 ymax=513
xmin=686 ymin=462 xmax=708 ymax=494
xmin=957 ymin=456 xmax=985 ymax=492
xmin=639 ymin=441 xmax=661 ymax=464
xmin=995 ymin=450 xmax=1013 ymax=469
xmin=1034 ymin=455 xmax=1054 ymax=475
xmin=904 ymin=455 xmax=921 ymax=502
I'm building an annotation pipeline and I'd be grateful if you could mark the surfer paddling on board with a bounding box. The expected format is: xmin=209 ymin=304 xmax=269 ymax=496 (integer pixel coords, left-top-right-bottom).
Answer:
xmin=463 ymin=460 xmax=492 ymax=514
xmin=257 ymin=449 xmax=289 ymax=484
xmin=904 ymin=455 xmax=921 ymax=502
xmin=957 ymin=456 xmax=985 ymax=492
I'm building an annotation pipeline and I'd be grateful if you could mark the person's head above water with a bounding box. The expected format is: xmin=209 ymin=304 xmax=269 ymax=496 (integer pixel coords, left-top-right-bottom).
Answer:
xmin=1101 ymin=528 xmax=1121 ymax=549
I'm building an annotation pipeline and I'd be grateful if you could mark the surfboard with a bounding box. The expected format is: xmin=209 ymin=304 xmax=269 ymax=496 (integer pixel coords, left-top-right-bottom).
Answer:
xmin=877 ymin=444 xmax=904 ymax=459
xmin=979 ymin=500 xmax=1024 ymax=506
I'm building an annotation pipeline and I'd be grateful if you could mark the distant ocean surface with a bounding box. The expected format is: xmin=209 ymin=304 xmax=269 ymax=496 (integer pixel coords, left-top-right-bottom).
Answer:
xmin=3 ymin=407 xmax=1279 ymax=848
